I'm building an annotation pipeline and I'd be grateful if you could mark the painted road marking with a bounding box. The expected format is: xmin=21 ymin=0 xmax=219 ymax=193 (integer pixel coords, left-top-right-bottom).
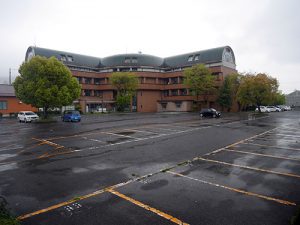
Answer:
xmin=251 ymin=137 xmax=299 ymax=143
xmin=195 ymin=157 xmax=300 ymax=179
xmin=223 ymin=149 xmax=300 ymax=162
xmin=107 ymin=189 xmax=189 ymax=225
xmin=17 ymin=179 xmax=134 ymax=221
xmin=101 ymin=131 xmax=142 ymax=140
xmin=15 ymin=124 xmax=280 ymax=220
xmin=167 ymin=171 xmax=296 ymax=206
xmin=32 ymin=138 xmax=65 ymax=149
xmin=244 ymin=142 xmax=300 ymax=152
xmin=266 ymin=133 xmax=300 ymax=138
xmin=124 ymin=128 xmax=162 ymax=135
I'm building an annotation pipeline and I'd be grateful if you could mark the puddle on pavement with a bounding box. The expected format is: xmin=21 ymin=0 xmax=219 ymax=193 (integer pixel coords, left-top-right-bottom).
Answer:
xmin=106 ymin=137 xmax=130 ymax=144
xmin=141 ymin=179 xmax=168 ymax=190
xmin=115 ymin=131 xmax=135 ymax=136
xmin=0 ymin=154 xmax=17 ymax=162
xmin=0 ymin=162 xmax=18 ymax=172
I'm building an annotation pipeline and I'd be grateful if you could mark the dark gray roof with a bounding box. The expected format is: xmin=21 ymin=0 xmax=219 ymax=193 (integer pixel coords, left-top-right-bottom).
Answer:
xmin=165 ymin=46 xmax=234 ymax=68
xmin=26 ymin=47 xmax=102 ymax=68
xmin=0 ymin=84 xmax=15 ymax=97
xmin=26 ymin=46 xmax=236 ymax=70
xmin=101 ymin=53 xmax=164 ymax=68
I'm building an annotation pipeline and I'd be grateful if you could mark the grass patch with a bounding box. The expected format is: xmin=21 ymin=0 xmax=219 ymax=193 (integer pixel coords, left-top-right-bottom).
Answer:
xmin=0 ymin=198 xmax=19 ymax=225
xmin=71 ymin=196 xmax=81 ymax=201
xmin=291 ymin=206 xmax=300 ymax=225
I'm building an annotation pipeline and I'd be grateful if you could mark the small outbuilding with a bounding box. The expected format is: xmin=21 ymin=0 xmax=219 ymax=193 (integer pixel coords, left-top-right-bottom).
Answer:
xmin=0 ymin=84 xmax=37 ymax=117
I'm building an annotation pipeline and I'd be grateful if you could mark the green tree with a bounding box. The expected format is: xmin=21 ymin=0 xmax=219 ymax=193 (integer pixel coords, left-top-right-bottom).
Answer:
xmin=183 ymin=64 xmax=216 ymax=107
xmin=14 ymin=56 xmax=81 ymax=118
xmin=110 ymin=72 xmax=138 ymax=112
xmin=272 ymin=91 xmax=286 ymax=105
xmin=217 ymin=73 xmax=241 ymax=111
xmin=237 ymin=73 xmax=279 ymax=112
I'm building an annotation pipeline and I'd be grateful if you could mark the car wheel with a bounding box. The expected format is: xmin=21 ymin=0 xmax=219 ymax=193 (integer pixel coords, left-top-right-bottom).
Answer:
xmin=213 ymin=114 xmax=216 ymax=118
xmin=200 ymin=113 xmax=203 ymax=118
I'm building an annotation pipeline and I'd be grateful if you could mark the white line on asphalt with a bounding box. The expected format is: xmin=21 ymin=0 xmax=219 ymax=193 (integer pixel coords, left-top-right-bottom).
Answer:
xmin=123 ymin=129 xmax=162 ymax=135
xmin=101 ymin=131 xmax=142 ymax=140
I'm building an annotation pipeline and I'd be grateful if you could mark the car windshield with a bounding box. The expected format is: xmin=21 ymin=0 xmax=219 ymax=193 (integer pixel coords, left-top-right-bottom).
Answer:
xmin=211 ymin=109 xmax=216 ymax=112
xmin=25 ymin=112 xmax=36 ymax=115
xmin=66 ymin=111 xmax=80 ymax=115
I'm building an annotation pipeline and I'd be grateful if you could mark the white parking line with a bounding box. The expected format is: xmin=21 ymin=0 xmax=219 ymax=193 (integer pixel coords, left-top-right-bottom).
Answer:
xmin=124 ymin=129 xmax=161 ymax=135
xmin=266 ymin=133 xmax=300 ymax=138
xmin=101 ymin=131 xmax=142 ymax=140
xmin=251 ymin=137 xmax=299 ymax=143
xmin=243 ymin=142 xmax=300 ymax=152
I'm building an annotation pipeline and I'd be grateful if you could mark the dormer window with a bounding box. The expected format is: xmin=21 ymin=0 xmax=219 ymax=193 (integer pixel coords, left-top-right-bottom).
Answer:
xmin=60 ymin=55 xmax=66 ymax=61
xmin=124 ymin=57 xmax=131 ymax=63
xmin=194 ymin=54 xmax=199 ymax=61
xmin=188 ymin=55 xmax=193 ymax=62
xmin=67 ymin=55 xmax=74 ymax=62
xmin=131 ymin=57 xmax=138 ymax=63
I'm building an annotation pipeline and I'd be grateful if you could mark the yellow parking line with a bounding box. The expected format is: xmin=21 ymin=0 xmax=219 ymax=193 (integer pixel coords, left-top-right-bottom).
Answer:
xmin=17 ymin=180 xmax=133 ymax=221
xmin=107 ymin=189 xmax=189 ymax=225
xmin=224 ymin=149 xmax=300 ymax=162
xmin=167 ymin=171 xmax=296 ymax=206
xmin=195 ymin=157 xmax=300 ymax=179
xmin=245 ymin=143 xmax=300 ymax=151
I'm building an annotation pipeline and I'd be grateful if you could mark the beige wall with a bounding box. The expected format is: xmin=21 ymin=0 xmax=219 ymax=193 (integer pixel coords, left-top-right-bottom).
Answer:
xmin=137 ymin=90 xmax=161 ymax=112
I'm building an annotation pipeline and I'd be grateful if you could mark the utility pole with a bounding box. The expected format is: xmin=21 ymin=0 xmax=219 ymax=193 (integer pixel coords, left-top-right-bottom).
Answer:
xmin=9 ymin=68 xmax=11 ymax=85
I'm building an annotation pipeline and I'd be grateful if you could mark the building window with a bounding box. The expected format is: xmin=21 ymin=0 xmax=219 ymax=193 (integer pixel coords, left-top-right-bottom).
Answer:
xmin=188 ymin=55 xmax=193 ymax=62
xmin=161 ymin=103 xmax=167 ymax=109
xmin=60 ymin=55 xmax=66 ymax=61
xmin=194 ymin=54 xmax=199 ymax=61
xmin=175 ymin=101 xmax=181 ymax=108
xmin=77 ymin=77 xmax=82 ymax=83
xmin=85 ymin=78 xmax=92 ymax=84
xmin=180 ymin=89 xmax=187 ymax=95
xmin=94 ymin=90 xmax=103 ymax=97
xmin=171 ymin=89 xmax=178 ymax=96
xmin=163 ymin=90 xmax=169 ymax=97
xmin=124 ymin=57 xmax=131 ymax=63
xmin=132 ymin=57 xmax=138 ymax=63
xmin=84 ymin=90 xmax=91 ymax=96
xmin=0 ymin=101 xmax=7 ymax=110
xmin=67 ymin=55 xmax=74 ymax=62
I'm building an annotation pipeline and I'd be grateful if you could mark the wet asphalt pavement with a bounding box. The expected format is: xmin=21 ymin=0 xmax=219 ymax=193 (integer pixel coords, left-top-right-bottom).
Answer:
xmin=0 ymin=111 xmax=300 ymax=225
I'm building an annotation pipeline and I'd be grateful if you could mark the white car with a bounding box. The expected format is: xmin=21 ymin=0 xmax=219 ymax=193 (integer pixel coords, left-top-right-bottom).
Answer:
xmin=18 ymin=111 xmax=39 ymax=123
xmin=255 ymin=106 xmax=270 ymax=113
xmin=266 ymin=106 xmax=280 ymax=112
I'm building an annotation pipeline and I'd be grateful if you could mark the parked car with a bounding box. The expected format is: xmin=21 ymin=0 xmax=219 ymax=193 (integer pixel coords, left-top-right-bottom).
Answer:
xmin=62 ymin=110 xmax=81 ymax=122
xmin=199 ymin=108 xmax=221 ymax=118
xmin=255 ymin=106 xmax=270 ymax=113
xmin=18 ymin=111 xmax=39 ymax=123
xmin=96 ymin=107 xmax=107 ymax=113
xmin=266 ymin=106 xmax=280 ymax=112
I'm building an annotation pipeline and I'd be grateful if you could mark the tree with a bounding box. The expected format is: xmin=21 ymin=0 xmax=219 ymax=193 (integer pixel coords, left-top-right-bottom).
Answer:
xmin=272 ymin=91 xmax=286 ymax=105
xmin=217 ymin=73 xmax=241 ymax=111
xmin=183 ymin=64 xmax=216 ymax=107
xmin=14 ymin=56 xmax=81 ymax=118
xmin=110 ymin=72 xmax=138 ymax=112
xmin=237 ymin=73 xmax=279 ymax=112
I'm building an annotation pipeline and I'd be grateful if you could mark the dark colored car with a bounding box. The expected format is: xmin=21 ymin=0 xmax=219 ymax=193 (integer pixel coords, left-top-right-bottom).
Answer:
xmin=62 ymin=110 xmax=81 ymax=122
xmin=199 ymin=108 xmax=221 ymax=118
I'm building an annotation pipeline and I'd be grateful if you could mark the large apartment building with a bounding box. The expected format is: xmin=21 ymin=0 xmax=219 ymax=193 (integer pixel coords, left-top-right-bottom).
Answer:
xmin=25 ymin=46 xmax=237 ymax=113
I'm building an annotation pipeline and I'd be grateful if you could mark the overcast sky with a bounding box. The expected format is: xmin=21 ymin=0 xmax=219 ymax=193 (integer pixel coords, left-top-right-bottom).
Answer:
xmin=0 ymin=0 xmax=299 ymax=94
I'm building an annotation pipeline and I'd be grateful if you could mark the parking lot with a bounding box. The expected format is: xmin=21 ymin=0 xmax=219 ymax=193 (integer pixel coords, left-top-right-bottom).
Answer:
xmin=0 ymin=111 xmax=300 ymax=224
